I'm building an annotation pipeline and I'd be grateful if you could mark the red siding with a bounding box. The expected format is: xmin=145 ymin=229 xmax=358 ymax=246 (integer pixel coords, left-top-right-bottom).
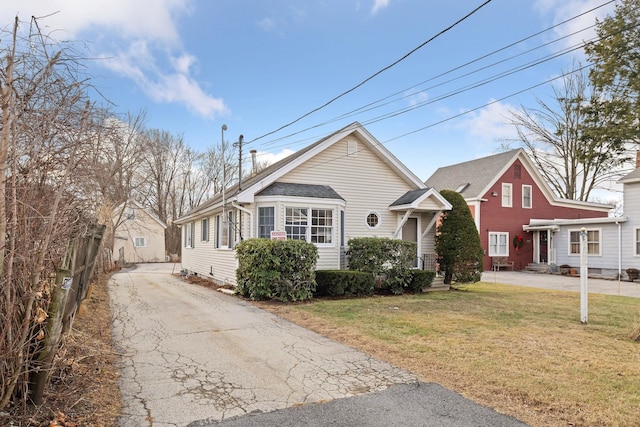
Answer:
xmin=478 ymin=159 xmax=608 ymax=271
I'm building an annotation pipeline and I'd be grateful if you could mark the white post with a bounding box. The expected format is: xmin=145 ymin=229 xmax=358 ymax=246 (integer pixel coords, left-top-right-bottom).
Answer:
xmin=580 ymin=227 xmax=588 ymax=324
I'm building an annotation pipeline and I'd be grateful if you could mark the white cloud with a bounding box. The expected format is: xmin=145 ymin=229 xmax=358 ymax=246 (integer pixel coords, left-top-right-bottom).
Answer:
xmin=101 ymin=42 xmax=227 ymax=118
xmin=256 ymin=148 xmax=295 ymax=166
xmin=458 ymin=100 xmax=519 ymax=149
xmin=257 ymin=16 xmax=278 ymax=33
xmin=1 ymin=0 xmax=227 ymax=119
xmin=2 ymin=0 xmax=190 ymax=43
xmin=406 ymin=90 xmax=428 ymax=107
xmin=371 ymin=0 xmax=390 ymax=15
xmin=532 ymin=0 xmax=616 ymax=54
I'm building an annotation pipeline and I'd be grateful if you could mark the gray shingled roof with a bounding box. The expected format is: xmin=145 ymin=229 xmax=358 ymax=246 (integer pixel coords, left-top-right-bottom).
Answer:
xmin=390 ymin=188 xmax=432 ymax=207
xmin=179 ymin=122 xmax=360 ymax=219
xmin=257 ymin=182 xmax=344 ymax=199
xmin=619 ymin=167 xmax=640 ymax=183
xmin=425 ymin=149 xmax=521 ymax=198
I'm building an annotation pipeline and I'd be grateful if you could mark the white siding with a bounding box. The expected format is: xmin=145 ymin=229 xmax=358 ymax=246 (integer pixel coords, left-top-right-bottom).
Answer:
xmin=282 ymin=136 xmax=416 ymax=244
xmin=622 ymin=182 xmax=640 ymax=269
xmin=181 ymin=213 xmax=239 ymax=285
xmin=181 ymin=133 xmax=443 ymax=284
xmin=554 ymin=223 xmax=621 ymax=270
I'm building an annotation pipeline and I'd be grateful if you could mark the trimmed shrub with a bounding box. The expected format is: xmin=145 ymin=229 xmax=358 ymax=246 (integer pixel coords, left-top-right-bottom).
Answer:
xmin=407 ymin=270 xmax=436 ymax=293
xmin=435 ymin=190 xmax=483 ymax=285
xmin=315 ymin=270 xmax=375 ymax=297
xmin=347 ymin=237 xmax=416 ymax=295
xmin=235 ymin=239 xmax=318 ymax=302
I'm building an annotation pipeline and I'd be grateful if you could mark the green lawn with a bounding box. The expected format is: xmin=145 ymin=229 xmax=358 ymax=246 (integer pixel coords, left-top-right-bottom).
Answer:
xmin=260 ymin=283 xmax=640 ymax=426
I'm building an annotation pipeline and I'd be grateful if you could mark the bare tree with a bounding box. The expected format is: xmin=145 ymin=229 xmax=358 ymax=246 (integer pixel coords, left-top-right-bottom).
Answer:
xmin=86 ymin=109 xmax=148 ymax=218
xmin=509 ymin=68 xmax=632 ymax=201
xmin=0 ymin=16 xmax=100 ymax=411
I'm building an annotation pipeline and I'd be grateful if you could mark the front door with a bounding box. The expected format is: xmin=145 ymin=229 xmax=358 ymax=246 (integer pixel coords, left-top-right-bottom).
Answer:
xmin=402 ymin=217 xmax=419 ymax=267
xmin=539 ymin=231 xmax=548 ymax=263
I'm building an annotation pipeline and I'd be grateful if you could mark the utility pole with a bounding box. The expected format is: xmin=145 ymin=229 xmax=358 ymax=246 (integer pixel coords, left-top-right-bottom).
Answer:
xmin=234 ymin=135 xmax=244 ymax=191
xmin=221 ymin=124 xmax=227 ymax=223
xmin=234 ymin=135 xmax=244 ymax=241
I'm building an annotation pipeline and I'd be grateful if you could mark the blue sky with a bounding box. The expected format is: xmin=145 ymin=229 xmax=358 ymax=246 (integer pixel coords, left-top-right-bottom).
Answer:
xmin=2 ymin=0 xmax=618 ymax=199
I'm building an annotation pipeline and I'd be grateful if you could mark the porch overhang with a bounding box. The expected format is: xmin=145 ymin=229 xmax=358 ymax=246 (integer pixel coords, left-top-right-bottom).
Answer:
xmin=389 ymin=187 xmax=452 ymax=212
xmin=522 ymin=224 xmax=560 ymax=232
xmin=389 ymin=187 xmax=451 ymax=239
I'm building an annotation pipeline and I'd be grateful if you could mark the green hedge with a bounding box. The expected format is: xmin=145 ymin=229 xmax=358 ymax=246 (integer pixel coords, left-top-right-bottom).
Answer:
xmin=347 ymin=237 xmax=417 ymax=294
xmin=315 ymin=270 xmax=374 ymax=297
xmin=407 ymin=270 xmax=436 ymax=293
xmin=235 ymin=239 xmax=318 ymax=302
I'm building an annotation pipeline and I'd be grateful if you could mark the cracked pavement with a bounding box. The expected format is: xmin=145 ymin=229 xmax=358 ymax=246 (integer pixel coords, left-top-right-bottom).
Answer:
xmin=109 ymin=263 xmax=418 ymax=426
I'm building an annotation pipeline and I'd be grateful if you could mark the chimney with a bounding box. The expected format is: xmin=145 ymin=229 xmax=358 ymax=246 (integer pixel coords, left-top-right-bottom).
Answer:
xmin=636 ymin=150 xmax=640 ymax=168
xmin=250 ymin=149 xmax=257 ymax=175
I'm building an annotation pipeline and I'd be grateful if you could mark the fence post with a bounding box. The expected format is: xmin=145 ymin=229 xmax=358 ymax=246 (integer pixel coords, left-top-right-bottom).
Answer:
xmin=30 ymin=266 xmax=73 ymax=404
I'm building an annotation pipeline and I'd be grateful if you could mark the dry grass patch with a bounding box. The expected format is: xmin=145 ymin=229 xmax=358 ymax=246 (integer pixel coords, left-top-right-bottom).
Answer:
xmin=8 ymin=273 xmax=120 ymax=427
xmin=256 ymin=283 xmax=640 ymax=427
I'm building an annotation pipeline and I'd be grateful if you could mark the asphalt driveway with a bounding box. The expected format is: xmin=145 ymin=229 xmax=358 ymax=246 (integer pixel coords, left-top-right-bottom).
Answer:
xmin=109 ymin=263 xmax=527 ymax=426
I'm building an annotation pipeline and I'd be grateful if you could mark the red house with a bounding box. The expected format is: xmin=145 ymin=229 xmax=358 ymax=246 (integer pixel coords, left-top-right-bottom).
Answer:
xmin=425 ymin=149 xmax=613 ymax=271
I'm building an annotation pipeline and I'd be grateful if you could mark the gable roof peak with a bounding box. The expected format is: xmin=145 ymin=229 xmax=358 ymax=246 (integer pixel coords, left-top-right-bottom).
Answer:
xmin=425 ymin=149 xmax=523 ymax=199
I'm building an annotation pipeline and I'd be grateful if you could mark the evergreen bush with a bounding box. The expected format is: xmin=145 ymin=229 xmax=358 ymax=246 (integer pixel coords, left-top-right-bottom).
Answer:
xmin=435 ymin=190 xmax=483 ymax=285
xmin=347 ymin=237 xmax=416 ymax=294
xmin=315 ymin=270 xmax=374 ymax=297
xmin=407 ymin=269 xmax=436 ymax=293
xmin=235 ymin=238 xmax=318 ymax=301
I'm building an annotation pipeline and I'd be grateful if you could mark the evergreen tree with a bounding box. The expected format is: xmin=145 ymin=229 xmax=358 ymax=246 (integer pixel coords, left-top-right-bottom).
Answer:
xmin=584 ymin=0 xmax=640 ymax=148
xmin=435 ymin=190 xmax=483 ymax=286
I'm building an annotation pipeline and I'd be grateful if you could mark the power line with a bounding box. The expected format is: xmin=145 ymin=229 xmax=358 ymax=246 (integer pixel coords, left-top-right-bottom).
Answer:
xmin=255 ymin=33 xmax=599 ymax=155
xmin=295 ymin=64 xmax=595 ymax=176
xmin=246 ymin=0 xmax=494 ymax=145
xmin=256 ymin=0 xmax=615 ymax=150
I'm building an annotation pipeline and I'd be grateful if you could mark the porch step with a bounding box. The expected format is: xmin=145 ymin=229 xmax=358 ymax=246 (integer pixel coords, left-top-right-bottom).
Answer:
xmin=523 ymin=263 xmax=550 ymax=273
xmin=425 ymin=276 xmax=449 ymax=292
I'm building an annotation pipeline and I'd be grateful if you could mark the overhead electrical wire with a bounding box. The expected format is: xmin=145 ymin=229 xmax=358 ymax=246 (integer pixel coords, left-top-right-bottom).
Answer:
xmin=249 ymin=0 xmax=626 ymax=157
xmin=297 ymin=63 xmax=595 ymax=176
xmin=260 ymin=26 xmax=598 ymax=150
xmin=246 ymin=0 xmax=494 ymax=145
xmin=258 ymin=0 xmax=615 ymax=149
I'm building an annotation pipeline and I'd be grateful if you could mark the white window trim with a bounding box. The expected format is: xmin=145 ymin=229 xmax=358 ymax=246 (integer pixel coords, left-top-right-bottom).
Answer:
xmin=201 ymin=217 xmax=210 ymax=242
xmin=257 ymin=206 xmax=276 ymax=239
xmin=501 ymin=183 xmax=513 ymax=208
xmin=134 ymin=237 xmax=146 ymax=247
xmin=365 ymin=211 xmax=381 ymax=229
xmin=216 ymin=211 xmax=235 ymax=249
xmin=488 ymin=231 xmax=509 ymax=257
xmin=568 ymin=228 xmax=602 ymax=257
xmin=522 ymin=184 xmax=532 ymax=209
xmin=184 ymin=222 xmax=195 ymax=249
xmin=347 ymin=139 xmax=358 ymax=157
xmin=285 ymin=206 xmax=336 ymax=247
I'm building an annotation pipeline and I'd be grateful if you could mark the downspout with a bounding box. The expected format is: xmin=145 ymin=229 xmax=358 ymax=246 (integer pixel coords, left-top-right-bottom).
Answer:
xmin=232 ymin=202 xmax=254 ymax=239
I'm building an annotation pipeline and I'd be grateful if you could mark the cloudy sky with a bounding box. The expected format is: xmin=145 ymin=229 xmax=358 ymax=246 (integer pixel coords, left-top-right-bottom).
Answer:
xmin=1 ymin=0 xmax=618 ymax=197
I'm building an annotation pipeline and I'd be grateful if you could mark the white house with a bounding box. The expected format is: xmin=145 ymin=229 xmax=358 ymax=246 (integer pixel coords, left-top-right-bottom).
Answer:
xmin=175 ymin=122 xmax=452 ymax=285
xmin=522 ymin=162 xmax=640 ymax=279
xmin=113 ymin=200 xmax=167 ymax=264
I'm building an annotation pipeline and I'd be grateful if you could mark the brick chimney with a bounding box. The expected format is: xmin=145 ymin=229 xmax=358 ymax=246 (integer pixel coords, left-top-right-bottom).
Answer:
xmin=637 ymin=150 xmax=640 ymax=168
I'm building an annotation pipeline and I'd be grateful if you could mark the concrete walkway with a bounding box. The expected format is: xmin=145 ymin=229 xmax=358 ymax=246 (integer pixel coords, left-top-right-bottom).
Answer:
xmin=481 ymin=270 xmax=640 ymax=298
